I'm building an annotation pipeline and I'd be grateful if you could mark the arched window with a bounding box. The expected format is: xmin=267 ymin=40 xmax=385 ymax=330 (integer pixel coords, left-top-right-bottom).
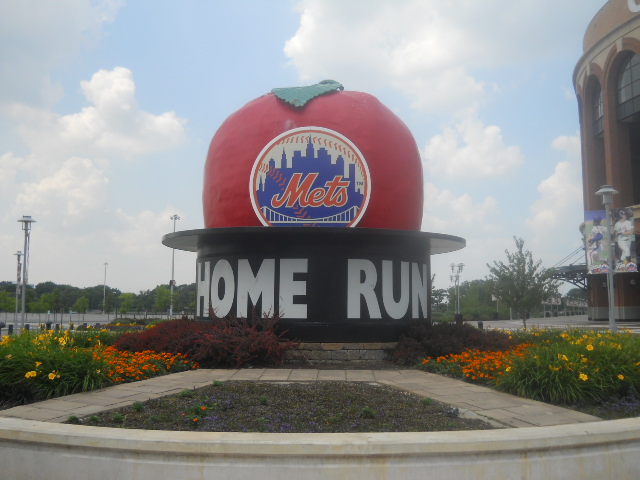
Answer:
xmin=617 ymin=54 xmax=640 ymax=120
xmin=593 ymin=85 xmax=603 ymax=136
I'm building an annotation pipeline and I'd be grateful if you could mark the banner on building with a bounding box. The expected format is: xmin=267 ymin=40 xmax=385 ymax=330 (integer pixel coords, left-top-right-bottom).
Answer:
xmin=584 ymin=207 xmax=637 ymax=273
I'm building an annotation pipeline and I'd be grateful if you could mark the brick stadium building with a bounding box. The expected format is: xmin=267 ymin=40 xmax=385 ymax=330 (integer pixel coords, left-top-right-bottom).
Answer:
xmin=575 ymin=0 xmax=640 ymax=320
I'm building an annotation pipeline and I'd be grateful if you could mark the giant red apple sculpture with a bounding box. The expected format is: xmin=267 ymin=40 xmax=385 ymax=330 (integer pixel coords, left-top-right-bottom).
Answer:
xmin=203 ymin=80 xmax=424 ymax=231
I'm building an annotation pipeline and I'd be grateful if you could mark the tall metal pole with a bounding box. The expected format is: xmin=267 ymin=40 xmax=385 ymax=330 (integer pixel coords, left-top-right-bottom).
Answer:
xmin=169 ymin=214 xmax=180 ymax=317
xmin=102 ymin=262 xmax=108 ymax=315
xmin=604 ymin=201 xmax=617 ymax=333
xmin=450 ymin=263 xmax=464 ymax=315
xmin=14 ymin=251 xmax=22 ymax=330
xmin=17 ymin=216 xmax=35 ymax=331
xmin=595 ymin=185 xmax=619 ymax=333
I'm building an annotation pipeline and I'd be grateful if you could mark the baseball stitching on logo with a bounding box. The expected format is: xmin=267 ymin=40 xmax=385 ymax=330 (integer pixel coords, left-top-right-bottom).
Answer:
xmin=250 ymin=126 xmax=370 ymax=228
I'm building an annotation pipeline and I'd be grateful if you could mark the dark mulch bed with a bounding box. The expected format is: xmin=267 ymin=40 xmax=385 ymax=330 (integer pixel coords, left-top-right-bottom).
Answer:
xmin=70 ymin=381 xmax=498 ymax=433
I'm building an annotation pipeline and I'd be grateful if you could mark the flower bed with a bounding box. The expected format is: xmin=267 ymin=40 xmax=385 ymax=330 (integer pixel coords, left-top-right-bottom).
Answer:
xmin=0 ymin=328 xmax=197 ymax=408
xmin=421 ymin=328 xmax=640 ymax=408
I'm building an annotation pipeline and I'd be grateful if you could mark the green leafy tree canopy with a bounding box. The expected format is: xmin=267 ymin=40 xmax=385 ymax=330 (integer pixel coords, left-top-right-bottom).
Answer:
xmin=487 ymin=237 xmax=558 ymax=328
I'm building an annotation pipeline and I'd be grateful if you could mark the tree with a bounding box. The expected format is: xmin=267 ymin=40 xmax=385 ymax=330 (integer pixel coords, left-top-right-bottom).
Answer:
xmin=451 ymin=279 xmax=507 ymax=321
xmin=566 ymin=287 xmax=587 ymax=300
xmin=119 ymin=293 xmax=135 ymax=314
xmin=72 ymin=296 xmax=89 ymax=315
xmin=153 ymin=286 xmax=171 ymax=314
xmin=430 ymin=274 xmax=448 ymax=313
xmin=487 ymin=237 xmax=558 ymax=328
xmin=0 ymin=291 xmax=14 ymax=312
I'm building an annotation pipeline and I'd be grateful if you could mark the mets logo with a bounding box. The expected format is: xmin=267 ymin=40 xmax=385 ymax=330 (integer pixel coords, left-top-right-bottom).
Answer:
xmin=249 ymin=126 xmax=371 ymax=227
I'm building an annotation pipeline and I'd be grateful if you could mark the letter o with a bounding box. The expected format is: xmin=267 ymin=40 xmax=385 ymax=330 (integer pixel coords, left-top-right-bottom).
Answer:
xmin=210 ymin=259 xmax=234 ymax=317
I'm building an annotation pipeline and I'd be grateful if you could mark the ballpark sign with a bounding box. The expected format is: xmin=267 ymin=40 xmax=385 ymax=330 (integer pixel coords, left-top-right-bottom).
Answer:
xmin=250 ymin=127 xmax=371 ymax=227
xmin=196 ymin=256 xmax=428 ymax=321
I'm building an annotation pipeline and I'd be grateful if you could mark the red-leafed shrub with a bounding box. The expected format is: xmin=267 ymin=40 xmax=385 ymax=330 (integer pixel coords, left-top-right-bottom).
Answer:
xmin=172 ymin=316 xmax=299 ymax=367
xmin=114 ymin=317 xmax=211 ymax=353
xmin=113 ymin=314 xmax=299 ymax=368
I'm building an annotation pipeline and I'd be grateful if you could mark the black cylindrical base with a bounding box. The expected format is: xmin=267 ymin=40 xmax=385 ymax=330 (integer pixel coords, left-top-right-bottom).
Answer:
xmin=163 ymin=227 xmax=465 ymax=342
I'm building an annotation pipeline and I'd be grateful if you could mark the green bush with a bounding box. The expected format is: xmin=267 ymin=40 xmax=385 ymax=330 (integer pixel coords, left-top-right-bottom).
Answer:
xmin=0 ymin=330 xmax=110 ymax=407
xmin=495 ymin=329 xmax=640 ymax=405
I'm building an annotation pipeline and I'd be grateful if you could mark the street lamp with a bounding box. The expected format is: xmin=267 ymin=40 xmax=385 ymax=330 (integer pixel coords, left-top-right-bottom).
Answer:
xmin=103 ymin=262 xmax=108 ymax=315
xmin=595 ymin=184 xmax=619 ymax=333
xmin=17 ymin=216 xmax=35 ymax=331
xmin=169 ymin=214 xmax=180 ymax=317
xmin=14 ymin=251 xmax=21 ymax=330
xmin=450 ymin=263 xmax=464 ymax=323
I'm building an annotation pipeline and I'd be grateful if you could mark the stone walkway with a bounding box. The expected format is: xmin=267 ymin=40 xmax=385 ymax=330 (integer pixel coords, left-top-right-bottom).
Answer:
xmin=0 ymin=368 xmax=600 ymax=428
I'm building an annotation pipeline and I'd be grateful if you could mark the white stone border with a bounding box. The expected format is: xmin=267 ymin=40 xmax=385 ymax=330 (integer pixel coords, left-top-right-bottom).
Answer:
xmin=2 ymin=416 xmax=640 ymax=479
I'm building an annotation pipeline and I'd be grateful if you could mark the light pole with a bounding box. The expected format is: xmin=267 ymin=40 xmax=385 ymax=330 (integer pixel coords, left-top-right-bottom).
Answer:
xmin=450 ymin=263 xmax=464 ymax=323
xmin=169 ymin=214 xmax=180 ymax=317
xmin=17 ymin=216 xmax=35 ymax=331
xmin=14 ymin=251 xmax=22 ymax=329
xmin=102 ymin=262 xmax=108 ymax=315
xmin=595 ymin=185 xmax=619 ymax=333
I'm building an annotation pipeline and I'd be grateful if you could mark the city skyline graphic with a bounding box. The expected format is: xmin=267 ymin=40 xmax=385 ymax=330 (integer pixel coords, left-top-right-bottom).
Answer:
xmin=251 ymin=128 xmax=370 ymax=227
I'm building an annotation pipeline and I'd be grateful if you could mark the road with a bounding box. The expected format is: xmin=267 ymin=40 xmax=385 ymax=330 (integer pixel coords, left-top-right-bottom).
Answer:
xmin=481 ymin=314 xmax=640 ymax=333
xmin=1 ymin=312 xmax=638 ymax=335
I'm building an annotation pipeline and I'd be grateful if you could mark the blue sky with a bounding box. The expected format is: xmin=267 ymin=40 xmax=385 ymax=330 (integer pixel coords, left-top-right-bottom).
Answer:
xmin=0 ymin=0 xmax=607 ymax=294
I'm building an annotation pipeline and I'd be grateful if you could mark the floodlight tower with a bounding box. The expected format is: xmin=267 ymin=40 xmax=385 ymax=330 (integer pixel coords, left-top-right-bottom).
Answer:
xmin=169 ymin=214 xmax=180 ymax=317
xmin=595 ymin=184 xmax=619 ymax=333
xmin=450 ymin=263 xmax=464 ymax=315
xmin=17 ymin=216 xmax=35 ymax=330
xmin=14 ymin=251 xmax=22 ymax=329
xmin=103 ymin=262 xmax=108 ymax=314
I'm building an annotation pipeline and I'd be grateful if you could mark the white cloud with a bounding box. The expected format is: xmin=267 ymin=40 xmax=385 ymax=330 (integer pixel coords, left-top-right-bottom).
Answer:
xmin=421 ymin=182 xmax=498 ymax=235
xmin=285 ymin=0 xmax=485 ymax=114
xmin=0 ymin=0 xmax=123 ymax=108
xmin=0 ymin=152 xmax=22 ymax=197
xmin=423 ymin=114 xmax=523 ymax=178
xmin=525 ymin=134 xmax=584 ymax=261
xmin=13 ymin=157 xmax=109 ymax=224
xmin=11 ymin=67 xmax=187 ymax=159
xmin=0 ymin=65 xmax=189 ymax=289
xmin=285 ymin=0 xmax=600 ymax=115
xmin=109 ymin=208 xmax=184 ymax=258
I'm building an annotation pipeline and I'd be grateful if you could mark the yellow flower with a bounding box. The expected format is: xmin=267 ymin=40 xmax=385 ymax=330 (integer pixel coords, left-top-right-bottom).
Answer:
xmin=586 ymin=344 xmax=594 ymax=351
xmin=48 ymin=371 xmax=59 ymax=380
xmin=25 ymin=371 xmax=37 ymax=378
xmin=579 ymin=373 xmax=588 ymax=381
xmin=58 ymin=337 xmax=67 ymax=346
xmin=618 ymin=374 xmax=625 ymax=380
xmin=35 ymin=361 xmax=42 ymax=367
xmin=5 ymin=354 xmax=12 ymax=359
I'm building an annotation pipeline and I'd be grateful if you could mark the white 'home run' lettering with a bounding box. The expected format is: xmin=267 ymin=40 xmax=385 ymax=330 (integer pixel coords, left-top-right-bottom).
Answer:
xmin=198 ymin=257 xmax=427 ymax=320
xmin=347 ymin=259 xmax=428 ymax=319
xmin=279 ymin=259 xmax=308 ymax=318
xmin=196 ymin=258 xmax=308 ymax=319
xmin=237 ymin=259 xmax=275 ymax=317
xmin=382 ymin=260 xmax=409 ymax=319
xmin=211 ymin=259 xmax=235 ymax=317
